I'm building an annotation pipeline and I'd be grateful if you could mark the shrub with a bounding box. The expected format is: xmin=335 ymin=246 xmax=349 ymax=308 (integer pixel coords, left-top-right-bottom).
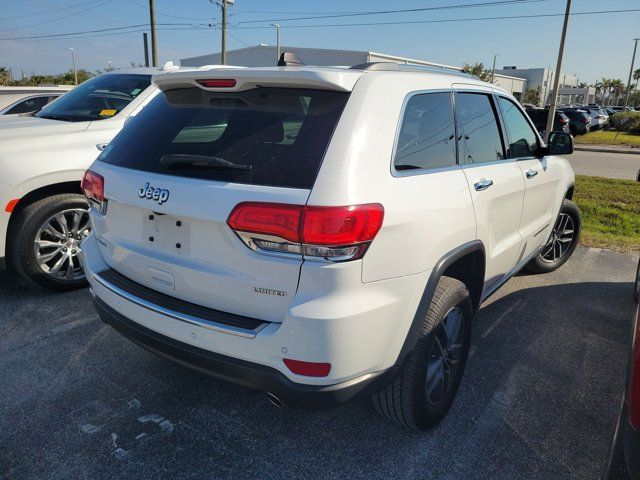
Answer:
xmin=610 ymin=111 xmax=640 ymax=133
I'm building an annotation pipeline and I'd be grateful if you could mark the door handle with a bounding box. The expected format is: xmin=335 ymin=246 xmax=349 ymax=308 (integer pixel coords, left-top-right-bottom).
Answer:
xmin=474 ymin=178 xmax=493 ymax=191
xmin=525 ymin=169 xmax=538 ymax=179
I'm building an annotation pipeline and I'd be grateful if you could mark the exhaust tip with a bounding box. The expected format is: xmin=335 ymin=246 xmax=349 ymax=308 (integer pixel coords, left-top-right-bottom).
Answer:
xmin=266 ymin=392 xmax=282 ymax=408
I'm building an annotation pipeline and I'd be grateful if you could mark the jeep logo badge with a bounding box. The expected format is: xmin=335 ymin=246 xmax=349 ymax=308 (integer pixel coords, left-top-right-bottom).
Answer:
xmin=138 ymin=182 xmax=170 ymax=205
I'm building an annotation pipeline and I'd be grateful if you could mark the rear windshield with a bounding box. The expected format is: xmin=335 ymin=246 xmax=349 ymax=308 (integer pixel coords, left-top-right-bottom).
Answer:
xmin=98 ymin=87 xmax=349 ymax=189
xmin=36 ymin=74 xmax=151 ymax=122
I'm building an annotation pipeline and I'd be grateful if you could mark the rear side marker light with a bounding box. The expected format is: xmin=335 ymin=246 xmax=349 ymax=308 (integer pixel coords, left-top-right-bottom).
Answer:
xmin=196 ymin=79 xmax=236 ymax=88
xmin=283 ymin=359 xmax=331 ymax=377
xmin=5 ymin=198 xmax=19 ymax=213
xmin=227 ymin=203 xmax=384 ymax=262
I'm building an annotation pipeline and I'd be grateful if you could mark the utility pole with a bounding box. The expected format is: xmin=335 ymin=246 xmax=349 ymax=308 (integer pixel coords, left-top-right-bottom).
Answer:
xmin=221 ymin=0 xmax=227 ymax=65
xmin=66 ymin=47 xmax=78 ymax=85
xmin=544 ymin=0 xmax=571 ymax=143
xmin=272 ymin=24 xmax=280 ymax=63
xmin=624 ymin=38 xmax=640 ymax=109
xmin=143 ymin=32 xmax=150 ymax=67
xmin=149 ymin=0 xmax=158 ymax=67
xmin=490 ymin=53 xmax=499 ymax=83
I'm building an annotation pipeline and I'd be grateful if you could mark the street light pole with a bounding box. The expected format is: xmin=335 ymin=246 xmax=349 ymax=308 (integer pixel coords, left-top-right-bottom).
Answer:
xmin=544 ymin=0 xmax=572 ymax=143
xmin=66 ymin=48 xmax=77 ymax=85
xmin=624 ymin=38 xmax=640 ymax=110
xmin=149 ymin=0 xmax=158 ymax=67
xmin=490 ymin=53 xmax=499 ymax=83
xmin=272 ymin=24 xmax=280 ymax=63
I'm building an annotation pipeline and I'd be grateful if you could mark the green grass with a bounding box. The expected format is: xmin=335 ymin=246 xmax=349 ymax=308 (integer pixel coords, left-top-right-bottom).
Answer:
xmin=573 ymin=175 xmax=640 ymax=254
xmin=574 ymin=130 xmax=640 ymax=146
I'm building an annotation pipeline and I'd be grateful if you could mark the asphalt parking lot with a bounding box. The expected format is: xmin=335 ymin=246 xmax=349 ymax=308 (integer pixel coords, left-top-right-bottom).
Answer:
xmin=1 ymin=246 xmax=637 ymax=480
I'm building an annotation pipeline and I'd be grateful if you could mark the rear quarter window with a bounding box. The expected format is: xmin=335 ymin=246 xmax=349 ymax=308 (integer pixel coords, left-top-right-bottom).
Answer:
xmin=99 ymin=87 xmax=349 ymax=189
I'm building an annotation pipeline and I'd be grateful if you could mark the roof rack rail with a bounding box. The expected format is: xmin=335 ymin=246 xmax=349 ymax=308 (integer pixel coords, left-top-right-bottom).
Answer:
xmin=349 ymin=61 xmax=474 ymax=79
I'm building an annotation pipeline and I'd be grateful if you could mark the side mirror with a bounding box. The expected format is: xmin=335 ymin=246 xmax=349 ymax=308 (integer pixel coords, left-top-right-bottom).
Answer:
xmin=547 ymin=131 xmax=573 ymax=155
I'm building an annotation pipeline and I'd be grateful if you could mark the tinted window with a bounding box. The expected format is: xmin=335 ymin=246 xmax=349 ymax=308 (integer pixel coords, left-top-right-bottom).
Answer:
xmin=5 ymin=96 xmax=49 ymax=115
xmin=454 ymin=93 xmax=504 ymax=164
xmin=393 ymin=92 xmax=456 ymax=171
xmin=99 ymin=87 xmax=349 ymax=189
xmin=498 ymin=97 xmax=539 ymax=158
xmin=36 ymin=74 xmax=150 ymax=122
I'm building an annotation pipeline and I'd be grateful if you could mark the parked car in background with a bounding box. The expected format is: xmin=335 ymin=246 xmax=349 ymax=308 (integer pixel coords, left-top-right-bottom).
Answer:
xmin=525 ymin=108 xmax=570 ymax=135
xmin=559 ymin=108 xmax=591 ymax=135
xmin=0 ymin=93 xmax=62 ymax=116
xmin=80 ymin=61 xmax=579 ymax=430
xmin=0 ymin=64 xmax=233 ymax=290
xmin=605 ymin=258 xmax=640 ymax=479
xmin=579 ymin=106 xmax=606 ymax=130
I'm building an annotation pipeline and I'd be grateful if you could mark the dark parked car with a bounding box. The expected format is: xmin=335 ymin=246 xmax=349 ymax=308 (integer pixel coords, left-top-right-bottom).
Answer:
xmin=605 ymin=259 xmax=640 ymax=479
xmin=559 ymin=108 xmax=591 ymax=135
xmin=525 ymin=108 xmax=571 ymax=135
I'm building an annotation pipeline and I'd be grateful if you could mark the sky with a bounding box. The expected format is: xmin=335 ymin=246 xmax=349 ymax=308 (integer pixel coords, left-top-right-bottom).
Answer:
xmin=0 ymin=0 xmax=639 ymax=85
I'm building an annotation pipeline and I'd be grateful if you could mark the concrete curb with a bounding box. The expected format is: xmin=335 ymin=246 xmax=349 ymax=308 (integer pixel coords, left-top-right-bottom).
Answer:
xmin=574 ymin=145 xmax=640 ymax=155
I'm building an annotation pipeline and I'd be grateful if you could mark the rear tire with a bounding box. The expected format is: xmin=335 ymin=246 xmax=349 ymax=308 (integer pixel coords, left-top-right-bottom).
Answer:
xmin=526 ymin=199 xmax=581 ymax=274
xmin=8 ymin=194 xmax=90 ymax=292
xmin=372 ymin=276 xmax=473 ymax=431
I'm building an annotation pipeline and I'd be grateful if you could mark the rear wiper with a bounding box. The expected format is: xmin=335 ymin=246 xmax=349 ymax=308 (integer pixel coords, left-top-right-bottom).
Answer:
xmin=159 ymin=154 xmax=252 ymax=171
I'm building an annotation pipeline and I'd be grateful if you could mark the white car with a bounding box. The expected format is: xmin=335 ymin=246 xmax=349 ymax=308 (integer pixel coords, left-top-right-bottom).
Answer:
xmin=0 ymin=93 xmax=63 ymax=116
xmin=0 ymin=64 xmax=234 ymax=290
xmin=80 ymin=62 xmax=579 ymax=430
xmin=580 ymin=106 xmax=606 ymax=130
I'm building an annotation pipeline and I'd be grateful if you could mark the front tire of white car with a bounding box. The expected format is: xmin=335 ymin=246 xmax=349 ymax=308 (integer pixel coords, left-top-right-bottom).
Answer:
xmin=9 ymin=193 xmax=90 ymax=292
xmin=372 ymin=276 xmax=473 ymax=431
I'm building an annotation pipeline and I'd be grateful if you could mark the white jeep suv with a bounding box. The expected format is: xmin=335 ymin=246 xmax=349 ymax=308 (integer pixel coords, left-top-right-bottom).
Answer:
xmin=80 ymin=62 xmax=580 ymax=430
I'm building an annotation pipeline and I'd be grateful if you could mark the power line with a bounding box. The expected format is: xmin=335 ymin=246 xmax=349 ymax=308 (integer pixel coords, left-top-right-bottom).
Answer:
xmin=127 ymin=0 xmax=214 ymax=21
xmin=0 ymin=0 xmax=115 ymax=32
xmin=230 ymin=0 xmax=549 ymax=24
xmin=0 ymin=0 xmax=106 ymax=21
xmin=1 ymin=8 xmax=639 ymax=41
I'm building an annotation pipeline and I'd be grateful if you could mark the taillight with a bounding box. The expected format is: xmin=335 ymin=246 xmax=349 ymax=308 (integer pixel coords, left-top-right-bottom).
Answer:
xmin=82 ymin=170 xmax=106 ymax=213
xmin=283 ymin=359 xmax=331 ymax=377
xmin=629 ymin=308 xmax=640 ymax=429
xmin=227 ymin=202 xmax=384 ymax=262
xmin=196 ymin=79 xmax=236 ymax=88
xmin=583 ymin=117 xmax=590 ymax=123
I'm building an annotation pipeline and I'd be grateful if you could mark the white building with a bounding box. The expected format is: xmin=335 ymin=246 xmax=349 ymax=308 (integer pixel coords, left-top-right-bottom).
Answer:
xmin=181 ymin=45 xmax=527 ymax=99
xmin=495 ymin=66 xmax=595 ymax=106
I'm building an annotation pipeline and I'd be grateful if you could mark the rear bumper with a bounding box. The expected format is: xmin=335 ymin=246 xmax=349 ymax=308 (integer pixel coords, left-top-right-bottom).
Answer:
xmin=94 ymin=296 xmax=397 ymax=408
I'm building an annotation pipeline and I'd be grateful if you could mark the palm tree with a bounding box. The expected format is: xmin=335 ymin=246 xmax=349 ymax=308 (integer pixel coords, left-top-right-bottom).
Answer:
xmin=599 ymin=78 xmax=612 ymax=105
xmin=610 ymin=79 xmax=625 ymax=105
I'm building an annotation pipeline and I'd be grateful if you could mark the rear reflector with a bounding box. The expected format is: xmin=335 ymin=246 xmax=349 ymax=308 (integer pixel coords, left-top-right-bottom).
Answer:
xmin=283 ymin=359 xmax=331 ymax=377
xmin=4 ymin=198 xmax=19 ymax=213
xmin=196 ymin=79 xmax=237 ymax=88
xmin=629 ymin=308 xmax=640 ymax=430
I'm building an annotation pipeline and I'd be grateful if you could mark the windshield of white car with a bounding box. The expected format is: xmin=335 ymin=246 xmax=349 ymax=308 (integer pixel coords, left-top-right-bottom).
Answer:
xmin=35 ymin=74 xmax=151 ymax=122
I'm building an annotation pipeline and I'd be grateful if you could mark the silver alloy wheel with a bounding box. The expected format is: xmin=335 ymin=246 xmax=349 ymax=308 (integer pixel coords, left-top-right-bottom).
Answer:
xmin=540 ymin=212 xmax=575 ymax=263
xmin=33 ymin=208 xmax=90 ymax=281
xmin=425 ymin=307 xmax=464 ymax=405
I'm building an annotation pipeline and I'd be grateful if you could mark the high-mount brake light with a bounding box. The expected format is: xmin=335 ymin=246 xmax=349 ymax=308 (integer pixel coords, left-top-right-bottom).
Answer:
xmin=82 ymin=170 xmax=106 ymax=213
xmin=227 ymin=203 xmax=384 ymax=262
xmin=196 ymin=79 xmax=237 ymax=88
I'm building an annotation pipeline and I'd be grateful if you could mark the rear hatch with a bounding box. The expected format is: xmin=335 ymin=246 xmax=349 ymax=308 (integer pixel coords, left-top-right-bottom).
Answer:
xmin=90 ymin=69 xmax=357 ymax=322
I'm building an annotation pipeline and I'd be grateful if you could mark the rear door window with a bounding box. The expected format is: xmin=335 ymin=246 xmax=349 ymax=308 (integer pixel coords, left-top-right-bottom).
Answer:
xmin=393 ymin=92 xmax=456 ymax=171
xmin=99 ymin=87 xmax=349 ymax=189
xmin=454 ymin=92 xmax=505 ymax=164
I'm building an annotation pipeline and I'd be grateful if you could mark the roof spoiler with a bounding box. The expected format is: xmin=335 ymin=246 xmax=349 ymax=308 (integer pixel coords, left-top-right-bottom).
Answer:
xmin=277 ymin=52 xmax=304 ymax=67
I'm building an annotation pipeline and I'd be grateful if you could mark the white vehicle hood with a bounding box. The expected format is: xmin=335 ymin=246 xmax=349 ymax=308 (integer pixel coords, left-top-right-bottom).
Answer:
xmin=0 ymin=115 xmax=90 ymax=144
